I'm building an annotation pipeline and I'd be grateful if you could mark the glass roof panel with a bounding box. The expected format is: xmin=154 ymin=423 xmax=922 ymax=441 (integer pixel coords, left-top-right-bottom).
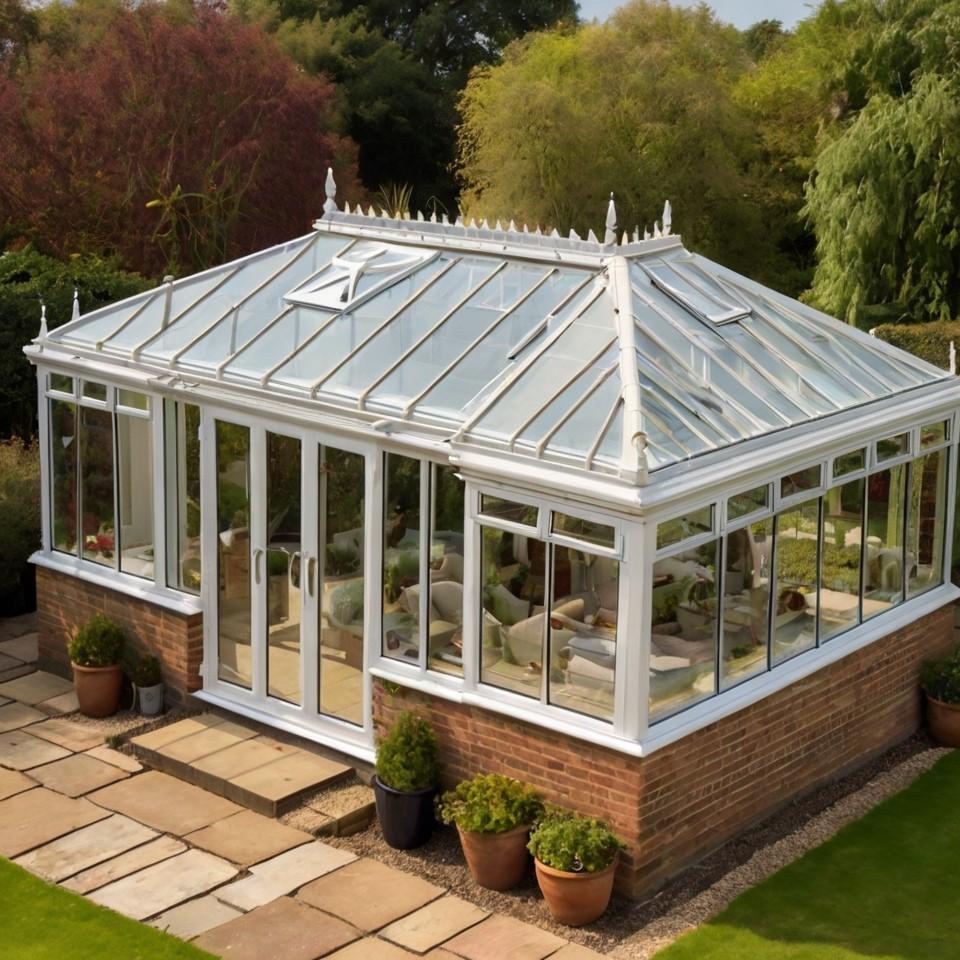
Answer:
xmin=546 ymin=374 xmax=621 ymax=460
xmin=643 ymin=260 xmax=750 ymax=324
xmin=594 ymin=400 xmax=623 ymax=466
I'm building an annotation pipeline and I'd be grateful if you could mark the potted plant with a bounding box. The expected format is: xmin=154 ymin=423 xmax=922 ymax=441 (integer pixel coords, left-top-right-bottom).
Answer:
xmin=438 ymin=773 xmax=544 ymax=890
xmin=528 ymin=811 xmax=623 ymax=926
xmin=130 ymin=653 xmax=164 ymax=716
xmin=68 ymin=613 xmax=126 ymax=718
xmin=920 ymin=647 xmax=960 ymax=746
xmin=373 ymin=711 xmax=439 ymax=850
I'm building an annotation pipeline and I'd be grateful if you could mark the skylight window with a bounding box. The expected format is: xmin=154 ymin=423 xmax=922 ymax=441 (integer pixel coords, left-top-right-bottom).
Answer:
xmin=643 ymin=261 xmax=750 ymax=325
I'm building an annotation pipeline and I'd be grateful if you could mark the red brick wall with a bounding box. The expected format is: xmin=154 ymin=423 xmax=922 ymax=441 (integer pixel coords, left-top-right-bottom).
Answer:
xmin=36 ymin=566 xmax=203 ymax=706
xmin=373 ymin=602 xmax=956 ymax=899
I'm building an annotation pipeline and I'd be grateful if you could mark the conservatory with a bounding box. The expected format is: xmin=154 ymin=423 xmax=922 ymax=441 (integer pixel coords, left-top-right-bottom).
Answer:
xmin=26 ymin=177 xmax=960 ymax=895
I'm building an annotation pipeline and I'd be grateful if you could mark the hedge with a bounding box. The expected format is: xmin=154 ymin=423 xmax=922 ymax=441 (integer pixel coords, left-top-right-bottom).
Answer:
xmin=872 ymin=321 xmax=960 ymax=370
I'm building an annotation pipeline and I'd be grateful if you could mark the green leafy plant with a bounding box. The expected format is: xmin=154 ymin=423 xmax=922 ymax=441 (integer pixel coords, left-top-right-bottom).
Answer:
xmin=920 ymin=648 xmax=960 ymax=705
xmin=0 ymin=440 xmax=40 ymax=611
xmin=68 ymin=614 xmax=126 ymax=668
xmin=527 ymin=810 xmax=623 ymax=874
xmin=438 ymin=773 xmax=544 ymax=834
xmin=375 ymin=711 xmax=439 ymax=792
xmin=130 ymin=654 xmax=162 ymax=687
xmin=325 ymin=542 xmax=360 ymax=577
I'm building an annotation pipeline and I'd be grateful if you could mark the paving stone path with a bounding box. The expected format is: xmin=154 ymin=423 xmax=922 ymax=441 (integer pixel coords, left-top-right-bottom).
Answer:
xmin=0 ymin=626 xmax=605 ymax=959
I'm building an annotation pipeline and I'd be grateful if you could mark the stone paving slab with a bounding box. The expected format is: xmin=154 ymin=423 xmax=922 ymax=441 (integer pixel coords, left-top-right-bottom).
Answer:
xmin=131 ymin=714 xmax=228 ymax=752
xmin=0 ymin=670 xmax=73 ymax=704
xmin=298 ymin=858 xmax=444 ymax=932
xmin=194 ymin=896 xmax=359 ymax=960
xmin=149 ymin=895 xmax=245 ymax=941
xmin=89 ymin=848 xmax=237 ymax=920
xmin=186 ymin=809 xmax=312 ymax=867
xmin=442 ymin=915 xmax=566 ymax=960
xmin=0 ymin=767 xmax=34 ymax=799
xmin=228 ymin=750 xmax=353 ymax=812
xmin=329 ymin=939 xmax=419 ymax=960
xmin=0 ymin=728 xmax=72 ymax=769
xmin=30 ymin=753 xmax=129 ymax=797
xmin=157 ymin=720 xmax=258 ymax=764
xmin=215 ymin=840 xmax=357 ymax=911
xmin=89 ymin=770 xmax=242 ymax=835
xmin=62 ymin=835 xmax=187 ymax=894
xmin=85 ymin=744 xmax=143 ymax=772
xmin=30 ymin=717 xmax=105 ymax=752
xmin=380 ymin=896 xmax=490 ymax=955
xmin=0 ymin=663 xmax=35 ymax=683
xmin=0 ymin=786 xmax=110 ymax=857
xmin=15 ymin=813 xmax=158 ymax=882
xmin=38 ymin=690 xmax=80 ymax=715
xmin=423 ymin=951 xmax=462 ymax=960
xmin=0 ymin=701 xmax=46 ymax=732
xmin=0 ymin=632 xmax=39 ymax=663
xmin=547 ymin=944 xmax=608 ymax=959
xmin=0 ymin=695 xmax=8 ymax=706
xmin=192 ymin=736 xmax=299 ymax=781
xmin=0 ymin=652 xmax=21 ymax=673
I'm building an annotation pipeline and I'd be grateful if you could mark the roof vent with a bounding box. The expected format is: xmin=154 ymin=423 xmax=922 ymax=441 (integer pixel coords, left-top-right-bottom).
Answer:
xmin=642 ymin=261 xmax=750 ymax=325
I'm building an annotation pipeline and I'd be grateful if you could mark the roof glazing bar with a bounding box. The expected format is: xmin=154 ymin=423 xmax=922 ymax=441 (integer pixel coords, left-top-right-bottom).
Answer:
xmin=584 ymin=396 xmax=622 ymax=470
xmin=89 ymin=288 xmax=163 ymax=351
xmin=636 ymin=392 xmax=698 ymax=457
xmin=637 ymin=366 xmax=723 ymax=448
xmin=535 ymin=361 xmax=617 ymax=456
xmin=504 ymin=272 xmax=591 ymax=360
xmin=214 ymin=305 xmax=295 ymax=379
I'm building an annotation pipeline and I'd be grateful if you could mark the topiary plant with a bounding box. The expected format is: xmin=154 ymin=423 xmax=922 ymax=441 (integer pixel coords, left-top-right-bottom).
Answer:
xmin=68 ymin=614 xmax=126 ymax=668
xmin=130 ymin=653 xmax=162 ymax=687
xmin=920 ymin=647 xmax=960 ymax=705
xmin=528 ymin=810 xmax=623 ymax=873
xmin=375 ymin=711 xmax=439 ymax=792
xmin=438 ymin=773 xmax=544 ymax=834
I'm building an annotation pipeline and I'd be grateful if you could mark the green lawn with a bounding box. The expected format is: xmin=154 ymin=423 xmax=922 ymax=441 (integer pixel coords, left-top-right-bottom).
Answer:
xmin=0 ymin=858 xmax=213 ymax=959
xmin=656 ymin=750 xmax=960 ymax=960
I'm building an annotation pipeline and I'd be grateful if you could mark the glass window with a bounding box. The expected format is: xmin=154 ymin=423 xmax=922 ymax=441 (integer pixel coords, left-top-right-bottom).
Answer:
xmin=551 ymin=512 xmax=616 ymax=550
xmin=649 ymin=539 xmax=718 ymax=723
xmin=656 ymin=505 xmax=713 ymax=551
xmin=720 ymin=518 xmax=771 ymax=689
xmin=117 ymin=413 xmax=154 ymax=579
xmin=81 ymin=380 xmax=107 ymax=403
xmin=382 ymin=453 xmax=422 ymax=663
xmin=727 ymin=485 xmax=768 ymax=523
xmin=49 ymin=373 xmax=74 ymax=395
xmin=117 ymin=389 xmax=149 ymax=412
xmin=478 ymin=494 xmax=538 ymax=528
xmin=50 ymin=400 xmax=78 ymax=554
xmin=79 ymin=406 xmax=115 ymax=566
xmin=819 ymin=478 xmax=864 ymax=642
xmin=920 ymin=421 xmax=948 ymax=450
xmin=772 ymin=499 xmax=819 ymax=664
xmin=832 ymin=449 xmax=865 ymax=479
xmin=216 ymin=421 xmax=252 ymax=689
xmin=428 ymin=465 xmax=465 ymax=677
xmin=780 ymin=465 xmax=822 ymax=500
xmin=907 ymin=451 xmax=946 ymax=597
xmin=864 ymin=465 xmax=906 ymax=617
xmin=877 ymin=433 xmax=910 ymax=462
xmin=164 ymin=401 xmax=201 ymax=594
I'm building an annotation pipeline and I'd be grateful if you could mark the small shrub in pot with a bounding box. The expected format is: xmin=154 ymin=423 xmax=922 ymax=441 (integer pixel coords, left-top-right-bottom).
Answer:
xmin=920 ymin=647 xmax=960 ymax=746
xmin=68 ymin=614 xmax=126 ymax=717
xmin=130 ymin=654 xmax=164 ymax=716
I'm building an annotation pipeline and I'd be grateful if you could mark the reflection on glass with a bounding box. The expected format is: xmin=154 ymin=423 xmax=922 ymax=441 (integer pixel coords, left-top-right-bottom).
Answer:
xmin=164 ymin=401 xmax=201 ymax=594
xmin=50 ymin=400 xmax=78 ymax=554
xmin=877 ymin=433 xmax=909 ymax=462
xmin=479 ymin=494 xmax=538 ymax=527
xmin=551 ymin=512 xmax=615 ymax=550
xmin=920 ymin=421 xmax=948 ymax=450
xmin=720 ymin=518 xmax=771 ymax=689
xmin=832 ymin=449 xmax=865 ymax=479
xmin=79 ymin=406 xmax=115 ymax=567
xmin=117 ymin=414 xmax=154 ymax=579
xmin=82 ymin=381 xmax=107 ymax=402
xmin=319 ymin=446 xmax=365 ymax=725
xmin=865 ymin=465 xmax=906 ymax=617
xmin=266 ymin=433 xmax=301 ymax=704
xmin=649 ymin=539 xmax=718 ymax=723
xmin=727 ymin=485 xmax=768 ymax=523
xmin=49 ymin=373 xmax=74 ymax=394
xmin=780 ymin=465 xmax=821 ymax=499
xmin=428 ymin=465 xmax=465 ymax=677
xmin=216 ymin=421 xmax=252 ymax=688
xmin=772 ymin=499 xmax=818 ymax=663
xmin=383 ymin=453 xmax=422 ymax=662
xmin=656 ymin=506 xmax=713 ymax=550
xmin=818 ymin=479 xmax=864 ymax=642
xmin=907 ymin=451 xmax=945 ymax=597
xmin=117 ymin=389 xmax=148 ymax=411
xmin=480 ymin=525 xmax=545 ymax=699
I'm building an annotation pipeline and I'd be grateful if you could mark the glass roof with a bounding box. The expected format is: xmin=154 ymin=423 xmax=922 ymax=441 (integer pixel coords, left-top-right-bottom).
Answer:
xmin=45 ymin=216 xmax=949 ymax=480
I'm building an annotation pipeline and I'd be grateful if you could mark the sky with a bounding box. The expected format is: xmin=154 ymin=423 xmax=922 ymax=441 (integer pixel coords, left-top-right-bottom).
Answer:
xmin=577 ymin=0 xmax=818 ymax=30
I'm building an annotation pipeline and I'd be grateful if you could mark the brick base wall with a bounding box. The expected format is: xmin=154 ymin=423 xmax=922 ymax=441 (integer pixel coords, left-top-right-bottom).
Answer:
xmin=36 ymin=566 xmax=203 ymax=706
xmin=373 ymin=602 xmax=956 ymax=899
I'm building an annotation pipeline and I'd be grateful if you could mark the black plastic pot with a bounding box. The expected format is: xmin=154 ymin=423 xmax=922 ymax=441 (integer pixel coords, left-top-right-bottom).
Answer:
xmin=372 ymin=775 xmax=437 ymax=850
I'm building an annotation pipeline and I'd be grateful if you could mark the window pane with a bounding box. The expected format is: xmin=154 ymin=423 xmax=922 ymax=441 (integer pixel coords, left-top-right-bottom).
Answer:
xmin=864 ymin=465 xmax=906 ymax=617
xmin=720 ymin=518 xmax=771 ymax=689
xmin=649 ymin=539 xmax=718 ymax=723
xmin=656 ymin=505 xmax=713 ymax=550
xmin=428 ymin=465 xmax=465 ymax=677
xmin=82 ymin=381 xmax=107 ymax=402
xmin=164 ymin=401 xmax=201 ymax=594
xmin=49 ymin=373 xmax=73 ymax=394
xmin=320 ymin=446 xmax=365 ymax=725
xmin=79 ymin=406 xmax=114 ymax=566
xmin=727 ymin=485 xmax=768 ymax=522
xmin=117 ymin=389 xmax=148 ymax=411
xmin=780 ymin=465 xmax=821 ymax=499
xmin=480 ymin=525 xmax=545 ymax=699
xmin=266 ymin=433 xmax=301 ymax=705
xmin=920 ymin=421 xmax=948 ymax=449
xmin=117 ymin=414 xmax=154 ymax=580
xmin=50 ymin=400 xmax=78 ymax=554
xmin=478 ymin=494 xmax=538 ymax=528
xmin=877 ymin=433 xmax=909 ymax=462
xmin=833 ymin=449 xmax=865 ymax=479
xmin=549 ymin=546 xmax=618 ymax=721
xmin=819 ymin=478 xmax=864 ymax=642
xmin=907 ymin=451 xmax=946 ymax=597
xmin=551 ymin=512 xmax=616 ymax=550
xmin=216 ymin=421 xmax=252 ymax=688
xmin=772 ymin=499 xmax=818 ymax=664
xmin=383 ymin=453 xmax=422 ymax=663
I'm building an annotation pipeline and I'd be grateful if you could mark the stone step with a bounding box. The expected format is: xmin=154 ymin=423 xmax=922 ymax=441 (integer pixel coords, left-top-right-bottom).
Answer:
xmin=130 ymin=714 xmax=353 ymax=817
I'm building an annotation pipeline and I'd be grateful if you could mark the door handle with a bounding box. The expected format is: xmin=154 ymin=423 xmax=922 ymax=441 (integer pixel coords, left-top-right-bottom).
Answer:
xmin=252 ymin=547 xmax=264 ymax=586
xmin=289 ymin=551 xmax=302 ymax=590
xmin=307 ymin=555 xmax=317 ymax=598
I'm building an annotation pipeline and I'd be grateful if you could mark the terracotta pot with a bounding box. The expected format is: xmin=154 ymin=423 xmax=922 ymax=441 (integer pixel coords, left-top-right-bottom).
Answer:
xmin=457 ymin=823 xmax=531 ymax=890
xmin=71 ymin=662 xmax=123 ymax=718
xmin=534 ymin=853 xmax=619 ymax=927
xmin=926 ymin=695 xmax=960 ymax=747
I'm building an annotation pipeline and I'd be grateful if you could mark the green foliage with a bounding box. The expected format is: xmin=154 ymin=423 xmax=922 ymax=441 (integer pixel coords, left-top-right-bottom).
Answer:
xmin=527 ymin=810 xmax=623 ymax=873
xmin=920 ymin=647 xmax=960 ymax=705
xmin=438 ymin=773 xmax=544 ymax=834
xmin=129 ymin=654 xmax=162 ymax=687
xmin=68 ymin=613 xmax=126 ymax=668
xmin=873 ymin=321 xmax=960 ymax=369
xmin=0 ymin=439 xmax=39 ymax=605
xmin=776 ymin=538 xmax=862 ymax=593
xmin=375 ymin=710 xmax=439 ymax=792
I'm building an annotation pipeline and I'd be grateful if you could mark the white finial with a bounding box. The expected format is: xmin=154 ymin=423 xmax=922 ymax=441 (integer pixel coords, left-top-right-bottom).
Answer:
xmin=549 ymin=228 xmax=559 ymax=238
xmin=604 ymin=192 xmax=617 ymax=245
xmin=662 ymin=200 xmax=672 ymax=236
xmin=323 ymin=167 xmax=337 ymax=215
xmin=508 ymin=220 xmax=517 ymax=233
xmin=494 ymin=219 xmax=503 ymax=231
xmin=38 ymin=302 xmax=48 ymax=341
xmin=430 ymin=211 xmax=438 ymax=223
xmin=71 ymin=288 xmax=80 ymax=323
xmin=587 ymin=228 xmax=599 ymax=244
xmin=951 ymin=341 xmax=957 ymax=375
xmin=643 ymin=226 xmax=651 ymax=241
xmin=568 ymin=228 xmax=581 ymax=241
xmin=633 ymin=226 xmax=640 ymax=242
xmin=416 ymin=210 xmax=424 ymax=222
xmin=621 ymin=230 xmax=630 ymax=246
xmin=653 ymin=221 xmax=661 ymax=239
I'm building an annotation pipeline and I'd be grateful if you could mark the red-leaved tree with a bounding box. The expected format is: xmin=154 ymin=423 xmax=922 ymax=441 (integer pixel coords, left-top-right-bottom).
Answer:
xmin=0 ymin=1 xmax=361 ymax=276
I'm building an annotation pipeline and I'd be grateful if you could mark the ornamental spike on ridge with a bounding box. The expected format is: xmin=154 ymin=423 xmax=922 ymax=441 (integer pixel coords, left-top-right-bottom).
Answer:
xmin=604 ymin=193 xmax=617 ymax=245
xmin=323 ymin=167 xmax=337 ymax=215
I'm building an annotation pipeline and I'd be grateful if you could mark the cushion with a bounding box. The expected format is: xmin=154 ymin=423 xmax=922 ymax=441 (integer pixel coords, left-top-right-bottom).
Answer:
xmin=652 ymin=632 xmax=713 ymax=663
xmin=485 ymin=583 xmax=529 ymax=626
xmin=431 ymin=552 xmax=464 ymax=584
xmin=565 ymin=653 xmax=614 ymax=688
xmin=564 ymin=635 xmax=616 ymax=669
xmin=399 ymin=584 xmax=440 ymax=622
xmin=430 ymin=579 xmax=463 ymax=624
